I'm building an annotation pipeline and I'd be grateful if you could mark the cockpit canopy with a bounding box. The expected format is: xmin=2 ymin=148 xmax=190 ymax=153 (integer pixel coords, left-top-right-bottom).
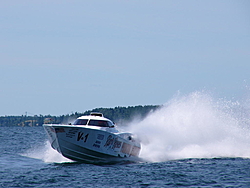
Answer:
xmin=73 ymin=113 xmax=115 ymax=128
xmin=73 ymin=118 xmax=114 ymax=128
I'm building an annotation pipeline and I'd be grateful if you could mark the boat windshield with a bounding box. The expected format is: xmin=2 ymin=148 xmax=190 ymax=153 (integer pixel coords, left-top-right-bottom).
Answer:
xmin=73 ymin=119 xmax=88 ymax=125
xmin=88 ymin=120 xmax=110 ymax=127
xmin=73 ymin=119 xmax=113 ymax=127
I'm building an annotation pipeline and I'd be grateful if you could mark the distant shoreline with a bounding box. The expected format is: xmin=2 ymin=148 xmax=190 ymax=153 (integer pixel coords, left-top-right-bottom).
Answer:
xmin=0 ymin=105 xmax=160 ymax=127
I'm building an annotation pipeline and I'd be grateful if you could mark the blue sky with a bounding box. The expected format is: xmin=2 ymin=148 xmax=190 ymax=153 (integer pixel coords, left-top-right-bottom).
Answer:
xmin=0 ymin=0 xmax=249 ymax=116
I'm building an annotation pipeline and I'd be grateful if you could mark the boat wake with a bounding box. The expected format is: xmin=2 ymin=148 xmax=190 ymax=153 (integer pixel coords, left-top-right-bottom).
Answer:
xmin=22 ymin=141 xmax=72 ymax=163
xmin=127 ymin=91 xmax=250 ymax=162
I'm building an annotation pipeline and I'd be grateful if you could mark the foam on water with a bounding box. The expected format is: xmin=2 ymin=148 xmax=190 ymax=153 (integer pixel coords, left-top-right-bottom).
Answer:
xmin=127 ymin=91 xmax=250 ymax=162
xmin=22 ymin=141 xmax=72 ymax=163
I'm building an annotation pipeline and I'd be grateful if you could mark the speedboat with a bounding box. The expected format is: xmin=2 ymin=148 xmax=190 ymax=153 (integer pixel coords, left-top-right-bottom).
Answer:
xmin=43 ymin=112 xmax=141 ymax=163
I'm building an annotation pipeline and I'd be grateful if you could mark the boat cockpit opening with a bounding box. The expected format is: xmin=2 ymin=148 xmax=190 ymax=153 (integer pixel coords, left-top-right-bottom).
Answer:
xmin=73 ymin=119 xmax=114 ymax=128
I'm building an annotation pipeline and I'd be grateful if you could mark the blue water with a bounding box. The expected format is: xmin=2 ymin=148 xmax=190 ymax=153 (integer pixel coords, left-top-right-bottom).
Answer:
xmin=0 ymin=126 xmax=249 ymax=187
xmin=1 ymin=92 xmax=250 ymax=187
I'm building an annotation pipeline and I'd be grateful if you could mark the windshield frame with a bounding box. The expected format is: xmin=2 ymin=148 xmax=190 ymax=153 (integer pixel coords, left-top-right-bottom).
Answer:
xmin=73 ymin=118 xmax=114 ymax=128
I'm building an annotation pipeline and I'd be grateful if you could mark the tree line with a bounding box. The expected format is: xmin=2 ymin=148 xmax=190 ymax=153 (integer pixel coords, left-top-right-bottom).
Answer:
xmin=0 ymin=105 xmax=160 ymax=127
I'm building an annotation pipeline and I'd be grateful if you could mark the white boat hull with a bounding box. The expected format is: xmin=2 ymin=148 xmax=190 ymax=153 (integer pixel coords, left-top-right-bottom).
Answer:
xmin=43 ymin=124 xmax=141 ymax=163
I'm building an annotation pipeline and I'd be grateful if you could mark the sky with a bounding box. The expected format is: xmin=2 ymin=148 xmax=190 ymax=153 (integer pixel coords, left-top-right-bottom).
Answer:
xmin=0 ymin=0 xmax=250 ymax=116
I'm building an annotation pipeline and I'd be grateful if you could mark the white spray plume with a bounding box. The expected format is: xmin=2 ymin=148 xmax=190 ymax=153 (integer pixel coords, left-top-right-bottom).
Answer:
xmin=127 ymin=91 xmax=250 ymax=162
xmin=22 ymin=141 xmax=72 ymax=163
